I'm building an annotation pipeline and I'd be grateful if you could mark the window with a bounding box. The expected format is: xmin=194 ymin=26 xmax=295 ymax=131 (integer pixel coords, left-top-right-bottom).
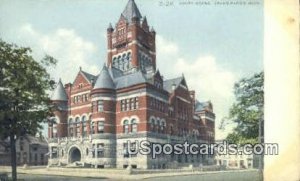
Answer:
xmin=150 ymin=118 xmax=155 ymax=131
xmin=123 ymin=143 xmax=129 ymax=158
xmin=130 ymin=142 xmax=137 ymax=157
xmin=83 ymin=94 xmax=86 ymax=102
xmin=53 ymin=124 xmax=57 ymax=138
xmin=82 ymin=116 xmax=87 ymax=136
xmin=98 ymin=121 xmax=104 ymax=133
xmin=32 ymin=147 xmax=38 ymax=151
xmin=160 ymin=121 xmax=165 ymax=132
xmin=90 ymin=121 xmax=94 ymax=134
xmin=92 ymin=101 xmax=97 ymax=112
xmin=126 ymin=99 xmax=130 ymax=111
xmin=123 ymin=120 xmax=129 ymax=134
xmin=97 ymin=144 xmax=104 ymax=158
xmin=97 ymin=100 xmax=104 ymax=112
xmin=131 ymin=119 xmax=137 ymax=133
xmin=83 ymin=122 xmax=87 ymax=136
xmin=121 ymin=100 xmax=125 ymax=111
xmin=121 ymin=97 xmax=139 ymax=111
xmin=68 ymin=118 xmax=73 ymax=136
xmin=75 ymin=117 xmax=80 ymax=136
xmin=135 ymin=97 xmax=139 ymax=109
xmin=130 ymin=98 xmax=134 ymax=110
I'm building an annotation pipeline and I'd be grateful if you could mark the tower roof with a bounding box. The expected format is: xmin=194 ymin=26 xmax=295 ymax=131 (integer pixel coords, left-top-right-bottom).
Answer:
xmin=50 ymin=79 xmax=68 ymax=101
xmin=93 ymin=65 xmax=115 ymax=90
xmin=122 ymin=0 xmax=142 ymax=23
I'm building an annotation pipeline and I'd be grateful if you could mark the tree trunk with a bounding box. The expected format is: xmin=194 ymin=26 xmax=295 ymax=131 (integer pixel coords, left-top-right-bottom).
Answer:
xmin=10 ymin=134 xmax=17 ymax=181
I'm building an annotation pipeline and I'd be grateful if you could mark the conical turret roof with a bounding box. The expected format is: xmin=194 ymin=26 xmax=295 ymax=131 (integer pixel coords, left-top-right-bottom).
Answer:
xmin=50 ymin=79 xmax=68 ymax=101
xmin=93 ymin=65 xmax=115 ymax=90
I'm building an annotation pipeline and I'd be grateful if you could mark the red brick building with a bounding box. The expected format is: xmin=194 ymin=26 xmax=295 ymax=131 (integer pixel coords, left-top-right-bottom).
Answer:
xmin=48 ymin=0 xmax=215 ymax=169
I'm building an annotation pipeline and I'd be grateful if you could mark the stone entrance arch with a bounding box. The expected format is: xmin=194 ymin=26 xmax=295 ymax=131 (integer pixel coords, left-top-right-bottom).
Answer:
xmin=69 ymin=146 xmax=81 ymax=163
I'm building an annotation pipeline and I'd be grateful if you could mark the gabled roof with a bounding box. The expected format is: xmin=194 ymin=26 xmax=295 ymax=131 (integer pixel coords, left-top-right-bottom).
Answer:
xmin=81 ymin=70 xmax=97 ymax=83
xmin=93 ymin=65 xmax=115 ymax=90
xmin=50 ymin=79 xmax=68 ymax=101
xmin=163 ymin=76 xmax=184 ymax=93
xmin=23 ymin=135 xmax=48 ymax=147
xmin=122 ymin=0 xmax=142 ymax=23
xmin=115 ymin=70 xmax=146 ymax=89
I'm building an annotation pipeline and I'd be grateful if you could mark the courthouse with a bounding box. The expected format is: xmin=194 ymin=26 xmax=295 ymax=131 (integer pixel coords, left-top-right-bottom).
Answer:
xmin=48 ymin=0 xmax=215 ymax=169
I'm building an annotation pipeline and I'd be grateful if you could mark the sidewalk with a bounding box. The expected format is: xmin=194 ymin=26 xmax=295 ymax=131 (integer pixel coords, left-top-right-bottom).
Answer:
xmin=0 ymin=166 xmax=259 ymax=180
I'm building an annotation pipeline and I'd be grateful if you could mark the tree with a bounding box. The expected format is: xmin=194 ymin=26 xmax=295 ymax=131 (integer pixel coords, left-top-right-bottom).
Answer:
xmin=223 ymin=72 xmax=264 ymax=145
xmin=0 ymin=39 xmax=56 ymax=181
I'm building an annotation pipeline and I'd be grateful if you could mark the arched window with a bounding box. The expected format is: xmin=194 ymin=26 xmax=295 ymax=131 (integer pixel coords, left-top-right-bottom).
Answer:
xmin=160 ymin=120 xmax=165 ymax=133
xmin=131 ymin=119 xmax=137 ymax=133
xmin=117 ymin=56 xmax=121 ymax=69
xmin=75 ymin=117 xmax=80 ymax=136
xmin=90 ymin=121 xmax=94 ymax=134
xmin=98 ymin=121 xmax=104 ymax=133
xmin=150 ymin=118 xmax=155 ymax=131
xmin=82 ymin=116 xmax=86 ymax=122
xmin=123 ymin=120 xmax=129 ymax=134
xmin=127 ymin=52 xmax=131 ymax=62
xmin=112 ymin=57 xmax=117 ymax=67
xmin=52 ymin=118 xmax=57 ymax=138
xmin=156 ymin=119 xmax=160 ymax=133
xmin=82 ymin=116 xmax=87 ymax=136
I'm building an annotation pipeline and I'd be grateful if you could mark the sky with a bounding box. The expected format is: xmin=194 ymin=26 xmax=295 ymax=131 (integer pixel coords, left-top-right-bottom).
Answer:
xmin=0 ymin=0 xmax=263 ymax=139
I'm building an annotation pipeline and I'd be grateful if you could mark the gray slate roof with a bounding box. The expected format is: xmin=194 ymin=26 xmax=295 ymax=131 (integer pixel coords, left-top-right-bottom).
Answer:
xmin=108 ymin=67 xmax=124 ymax=79
xmin=195 ymin=100 xmax=210 ymax=112
xmin=114 ymin=70 xmax=147 ymax=89
xmin=50 ymin=79 xmax=68 ymax=101
xmin=93 ymin=66 xmax=115 ymax=89
xmin=163 ymin=77 xmax=183 ymax=93
xmin=24 ymin=135 xmax=48 ymax=147
xmin=122 ymin=0 xmax=142 ymax=23
xmin=81 ymin=70 xmax=97 ymax=83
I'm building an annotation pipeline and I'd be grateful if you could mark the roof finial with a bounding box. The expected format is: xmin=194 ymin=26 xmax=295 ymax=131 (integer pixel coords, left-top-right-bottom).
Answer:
xmin=107 ymin=23 xmax=114 ymax=32
xmin=79 ymin=66 xmax=82 ymax=71
xmin=122 ymin=0 xmax=142 ymax=23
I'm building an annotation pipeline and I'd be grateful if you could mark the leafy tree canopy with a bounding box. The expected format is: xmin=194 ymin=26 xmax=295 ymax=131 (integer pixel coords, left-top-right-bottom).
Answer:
xmin=0 ymin=39 xmax=56 ymax=139
xmin=224 ymin=72 xmax=264 ymax=145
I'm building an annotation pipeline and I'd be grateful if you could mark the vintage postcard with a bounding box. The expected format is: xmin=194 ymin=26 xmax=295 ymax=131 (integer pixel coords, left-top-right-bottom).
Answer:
xmin=0 ymin=0 xmax=299 ymax=180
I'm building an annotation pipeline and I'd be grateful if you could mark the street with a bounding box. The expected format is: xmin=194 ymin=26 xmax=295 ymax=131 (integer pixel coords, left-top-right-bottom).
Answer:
xmin=14 ymin=170 xmax=260 ymax=181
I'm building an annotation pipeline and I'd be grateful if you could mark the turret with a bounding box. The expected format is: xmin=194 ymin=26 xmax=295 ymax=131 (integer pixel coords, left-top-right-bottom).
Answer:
xmin=49 ymin=79 xmax=68 ymax=138
xmin=90 ymin=65 xmax=116 ymax=135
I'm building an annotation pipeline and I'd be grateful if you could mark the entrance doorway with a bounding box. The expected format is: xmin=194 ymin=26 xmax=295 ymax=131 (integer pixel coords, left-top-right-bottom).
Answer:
xmin=69 ymin=147 xmax=81 ymax=163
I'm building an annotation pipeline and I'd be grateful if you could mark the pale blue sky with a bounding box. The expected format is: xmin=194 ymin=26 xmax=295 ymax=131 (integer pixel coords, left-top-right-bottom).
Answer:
xmin=0 ymin=0 xmax=263 ymax=139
